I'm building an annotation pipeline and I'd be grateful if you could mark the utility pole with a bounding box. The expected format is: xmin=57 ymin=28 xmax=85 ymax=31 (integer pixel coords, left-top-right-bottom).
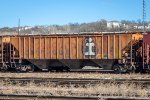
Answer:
xmin=142 ymin=0 xmax=146 ymax=32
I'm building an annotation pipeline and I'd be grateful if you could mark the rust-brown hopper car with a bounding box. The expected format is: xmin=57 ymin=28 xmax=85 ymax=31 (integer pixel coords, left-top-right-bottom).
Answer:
xmin=0 ymin=32 xmax=144 ymax=73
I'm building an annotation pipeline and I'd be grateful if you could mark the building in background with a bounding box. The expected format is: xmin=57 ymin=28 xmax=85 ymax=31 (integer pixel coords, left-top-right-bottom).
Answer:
xmin=107 ymin=21 xmax=121 ymax=29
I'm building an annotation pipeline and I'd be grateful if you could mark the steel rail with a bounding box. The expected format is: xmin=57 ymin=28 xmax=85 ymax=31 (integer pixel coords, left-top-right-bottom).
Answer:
xmin=0 ymin=77 xmax=150 ymax=86
xmin=0 ymin=94 xmax=149 ymax=100
xmin=0 ymin=94 xmax=98 ymax=100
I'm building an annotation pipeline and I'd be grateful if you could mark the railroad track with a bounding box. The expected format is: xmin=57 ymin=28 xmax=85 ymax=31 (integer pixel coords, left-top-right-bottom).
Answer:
xmin=0 ymin=77 xmax=150 ymax=86
xmin=0 ymin=77 xmax=150 ymax=100
xmin=9 ymin=69 xmax=115 ymax=73
xmin=70 ymin=69 xmax=115 ymax=73
xmin=0 ymin=94 xmax=149 ymax=100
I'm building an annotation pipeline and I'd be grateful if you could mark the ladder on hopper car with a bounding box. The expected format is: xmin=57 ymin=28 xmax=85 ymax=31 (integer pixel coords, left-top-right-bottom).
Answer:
xmin=0 ymin=41 xmax=4 ymax=69
xmin=123 ymin=39 xmax=143 ymax=72
xmin=142 ymin=43 xmax=150 ymax=70
xmin=0 ymin=41 xmax=17 ymax=71
xmin=0 ymin=42 xmax=10 ymax=71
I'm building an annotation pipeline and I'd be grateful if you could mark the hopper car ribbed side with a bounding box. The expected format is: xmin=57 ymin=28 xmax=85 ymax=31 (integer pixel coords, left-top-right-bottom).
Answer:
xmin=0 ymin=32 xmax=146 ymax=73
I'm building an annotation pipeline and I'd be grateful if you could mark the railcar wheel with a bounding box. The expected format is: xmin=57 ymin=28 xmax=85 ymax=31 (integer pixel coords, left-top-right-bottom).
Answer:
xmin=15 ymin=66 xmax=21 ymax=73
xmin=127 ymin=65 xmax=136 ymax=73
xmin=1 ymin=65 xmax=8 ymax=72
xmin=145 ymin=69 xmax=150 ymax=73
xmin=28 ymin=65 xmax=35 ymax=72
xmin=113 ymin=65 xmax=122 ymax=74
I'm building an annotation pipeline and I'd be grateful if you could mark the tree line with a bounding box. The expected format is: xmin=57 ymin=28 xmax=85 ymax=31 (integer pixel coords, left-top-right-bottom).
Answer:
xmin=0 ymin=19 xmax=149 ymax=35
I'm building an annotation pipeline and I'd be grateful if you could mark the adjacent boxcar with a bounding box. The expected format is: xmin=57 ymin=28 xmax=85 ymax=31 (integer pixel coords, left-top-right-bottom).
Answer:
xmin=0 ymin=32 xmax=143 ymax=72
xmin=142 ymin=34 xmax=150 ymax=72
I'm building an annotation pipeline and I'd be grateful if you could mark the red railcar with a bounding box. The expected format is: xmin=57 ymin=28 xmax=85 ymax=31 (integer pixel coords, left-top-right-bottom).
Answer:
xmin=142 ymin=34 xmax=150 ymax=72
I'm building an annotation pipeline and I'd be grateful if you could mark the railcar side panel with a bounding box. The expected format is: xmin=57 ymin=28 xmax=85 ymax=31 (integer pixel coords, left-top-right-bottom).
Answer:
xmin=0 ymin=32 xmax=144 ymax=71
xmin=51 ymin=37 xmax=57 ymax=59
xmin=70 ymin=37 xmax=77 ymax=59
xmin=115 ymin=35 xmax=119 ymax=59
xmin=78 ymin=37 xmax=83 ymax=59
xmin=109 ymin=35 xmax=114 ymax=59
xmin=7 ymin=34 xmax=140 ymax=60
xmin=143 ymin=34 xmax=150 ymax=70
xmin=96 ymin=36 xmax=101 ymax=59
xmin=57 ymin=37 xmax=63 ymax=59
xmin=30 ymin=37 xmax=34 ymax=59
xmin=8 ymin=33 xmax=143 ymax=61
xmin=64 ymin=37 xmax=69 ymax=59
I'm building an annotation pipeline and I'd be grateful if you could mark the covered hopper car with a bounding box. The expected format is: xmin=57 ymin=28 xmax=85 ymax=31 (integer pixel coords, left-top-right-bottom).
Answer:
xmin=0 ymin=32 xmax=149 ymax=73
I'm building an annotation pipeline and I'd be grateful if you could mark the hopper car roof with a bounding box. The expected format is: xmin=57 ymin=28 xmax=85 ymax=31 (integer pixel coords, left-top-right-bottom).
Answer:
xmin=0 ymin=31 xmax=143 ymax=37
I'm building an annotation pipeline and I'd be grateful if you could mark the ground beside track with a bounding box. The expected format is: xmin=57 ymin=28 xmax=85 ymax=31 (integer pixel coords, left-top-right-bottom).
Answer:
xmin=0 ymin=75 xmax=150 ymax=99
xmin=0 ymin=73 xmax=150 ymax=99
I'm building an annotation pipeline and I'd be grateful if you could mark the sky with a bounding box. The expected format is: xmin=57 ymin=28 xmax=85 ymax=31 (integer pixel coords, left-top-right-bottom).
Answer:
xmin=0 ymin=0 xmax=149 ymax=27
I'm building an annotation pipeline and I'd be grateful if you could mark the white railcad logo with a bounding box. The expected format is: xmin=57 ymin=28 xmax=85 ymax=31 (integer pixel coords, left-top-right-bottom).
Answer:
xmin=84 ymin=38 xmax=96 ymax=56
